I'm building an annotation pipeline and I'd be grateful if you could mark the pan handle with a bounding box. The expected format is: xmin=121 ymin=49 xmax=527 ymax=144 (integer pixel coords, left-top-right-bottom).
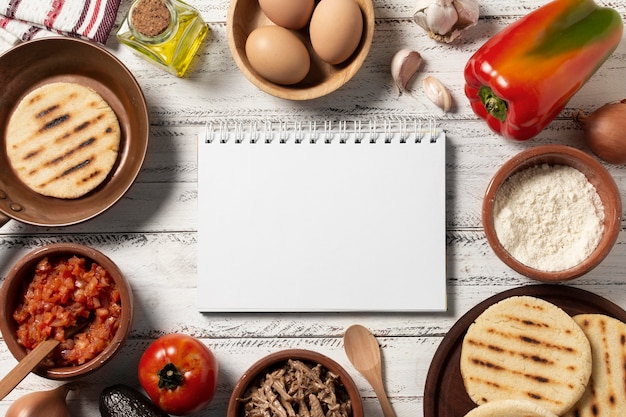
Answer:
xmin=0 ymin=212 xmax=11 ymax=228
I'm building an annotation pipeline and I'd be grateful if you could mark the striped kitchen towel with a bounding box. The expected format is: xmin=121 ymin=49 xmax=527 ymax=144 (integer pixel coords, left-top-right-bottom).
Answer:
xmin=0 ymin=0 xmax=121 ymax=45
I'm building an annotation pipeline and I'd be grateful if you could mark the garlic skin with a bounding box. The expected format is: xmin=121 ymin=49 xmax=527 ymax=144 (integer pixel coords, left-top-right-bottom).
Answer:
xmin=391 ymin=49 xmax=423 ymax=96
xmin=413 ymin=0 xmax=479 ymax=43
xmin=422 ymin=76 xmax=452 ymax=112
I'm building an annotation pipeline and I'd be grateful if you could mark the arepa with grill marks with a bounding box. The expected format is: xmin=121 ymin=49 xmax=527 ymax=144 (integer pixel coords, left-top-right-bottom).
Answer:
xmin=563 ymin=314 xmax=626 ymax=417
xmin=463 ymin=399 xmax=559 ymax=417
xmin=460 ymin=296 xmax=592 ymax=415
xmin=6 ymin=82 xmax=121 ymax=199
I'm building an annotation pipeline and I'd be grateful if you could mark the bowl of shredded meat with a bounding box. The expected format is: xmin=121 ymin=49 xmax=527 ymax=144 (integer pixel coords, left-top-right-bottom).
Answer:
xmin=0 ymin=243 xmax=133 ymax=380
xmin=228 ymin=349 xmax=363 ymax=417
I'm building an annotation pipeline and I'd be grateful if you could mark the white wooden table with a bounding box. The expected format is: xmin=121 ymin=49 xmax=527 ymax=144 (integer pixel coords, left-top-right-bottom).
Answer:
xmin=1 ymin=0 xmax=625 ymax=416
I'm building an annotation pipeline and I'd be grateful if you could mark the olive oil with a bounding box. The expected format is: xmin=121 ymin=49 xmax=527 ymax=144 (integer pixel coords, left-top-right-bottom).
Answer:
xmin=117 ymin=0 xmax=208 ymax=77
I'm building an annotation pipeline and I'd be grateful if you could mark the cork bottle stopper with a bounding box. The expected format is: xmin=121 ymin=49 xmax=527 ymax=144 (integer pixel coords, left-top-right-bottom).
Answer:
xmin=131 ymin=0 xmax=172 ymax=38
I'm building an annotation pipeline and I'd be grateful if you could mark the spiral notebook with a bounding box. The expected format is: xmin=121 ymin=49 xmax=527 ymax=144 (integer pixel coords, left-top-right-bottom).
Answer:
xmin=197 ymin=118 xmax=447 ymax=312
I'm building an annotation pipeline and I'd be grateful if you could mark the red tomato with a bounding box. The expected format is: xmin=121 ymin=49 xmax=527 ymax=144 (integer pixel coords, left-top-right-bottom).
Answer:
xmin=138 ymin=333 xmax=218 ymax=415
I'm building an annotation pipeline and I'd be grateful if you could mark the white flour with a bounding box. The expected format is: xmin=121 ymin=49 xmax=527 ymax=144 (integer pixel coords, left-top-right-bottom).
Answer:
xmin=493 ymin=164 xmax=604 ymax=272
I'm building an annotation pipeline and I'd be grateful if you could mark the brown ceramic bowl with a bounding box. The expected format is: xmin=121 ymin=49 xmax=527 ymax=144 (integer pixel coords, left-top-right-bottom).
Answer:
xmin=482 ymin=145 xmax=622 ymax=282
xmin=0 ymin=38 xmax=149 ymax=227
xmin=227 ymin=0 xmax=375 ymax=100
xmin=0 ymin=243 xmax=133 ymax=380
xmin=227 ymin=349 xmax=363 ymax=417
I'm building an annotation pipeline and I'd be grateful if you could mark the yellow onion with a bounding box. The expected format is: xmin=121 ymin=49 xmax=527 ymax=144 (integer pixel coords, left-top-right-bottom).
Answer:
xmin=6 ymin=384 xmax=75 ymax=417
xmin=576 ymin=99 xmax=626 ymax=164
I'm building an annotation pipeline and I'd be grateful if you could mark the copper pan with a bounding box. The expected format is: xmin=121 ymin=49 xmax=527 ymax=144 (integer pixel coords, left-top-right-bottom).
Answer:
xmin=0 ymin=38 xmax=149 ymax=227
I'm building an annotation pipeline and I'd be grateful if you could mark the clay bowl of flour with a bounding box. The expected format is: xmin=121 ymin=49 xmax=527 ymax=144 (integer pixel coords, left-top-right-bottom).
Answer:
xmin=482 ymin=145 xmax=621 ymax=282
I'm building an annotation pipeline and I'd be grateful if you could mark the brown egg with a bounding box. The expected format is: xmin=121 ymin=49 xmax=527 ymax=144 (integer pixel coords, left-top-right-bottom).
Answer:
xmin=258 ymin=0 xmax=315 ymax=30
xmin=309 ymin=0 xmax=363 ymax=65
xmin=245 ymin=26 xmax=311 ymax=85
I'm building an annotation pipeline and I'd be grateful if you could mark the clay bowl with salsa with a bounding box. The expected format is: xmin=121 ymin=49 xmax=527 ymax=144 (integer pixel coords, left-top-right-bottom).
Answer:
xmin=0 ymin=243 xmax=133 ymax=380
xmin=228 ymin=349 xmax=363 ymax=417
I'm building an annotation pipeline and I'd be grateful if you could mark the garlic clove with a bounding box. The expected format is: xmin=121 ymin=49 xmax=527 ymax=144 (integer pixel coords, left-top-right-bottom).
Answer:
xmin=424 ymin=1 xmax=458 ymax=38
xmin=413 ymin=0 xmax=444 ymax=35
xmin=391 ymin=49 xmax=423 ymax=96
xmin=413 ymin=0 xmax=479 ymax=43
xmin=453 ymin=0 xmax=480 ymax=27
xmin=422 ymin=75 xmax=452 ymax=112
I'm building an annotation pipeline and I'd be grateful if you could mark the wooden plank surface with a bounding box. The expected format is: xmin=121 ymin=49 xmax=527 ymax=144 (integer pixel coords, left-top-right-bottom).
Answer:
xmin=1 ymin=0 xmax=626 ymax=416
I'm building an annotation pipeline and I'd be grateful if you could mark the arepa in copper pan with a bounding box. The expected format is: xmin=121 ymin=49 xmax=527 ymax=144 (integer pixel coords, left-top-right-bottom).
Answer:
xmin=0 ymin=37 xmax=149 ymax=227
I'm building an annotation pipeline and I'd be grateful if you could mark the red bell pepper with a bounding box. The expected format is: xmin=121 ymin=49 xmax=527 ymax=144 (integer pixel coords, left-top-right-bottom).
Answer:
xmin=464 ymin=0 xmax=623 ymax=141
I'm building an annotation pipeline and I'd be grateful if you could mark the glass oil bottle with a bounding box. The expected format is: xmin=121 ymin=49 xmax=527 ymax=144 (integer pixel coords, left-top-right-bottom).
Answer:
xmin=117 ymin=0 xmax=208 ymax=77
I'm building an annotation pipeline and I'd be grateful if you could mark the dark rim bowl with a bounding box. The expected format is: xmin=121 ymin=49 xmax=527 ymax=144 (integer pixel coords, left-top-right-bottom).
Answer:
xmin=227 ymin=348 xmax=364 ymax=417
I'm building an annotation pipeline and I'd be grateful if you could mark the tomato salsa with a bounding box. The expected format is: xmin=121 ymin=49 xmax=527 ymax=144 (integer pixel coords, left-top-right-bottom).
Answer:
xmin=13 ymin=255 xmax=122 ymax=366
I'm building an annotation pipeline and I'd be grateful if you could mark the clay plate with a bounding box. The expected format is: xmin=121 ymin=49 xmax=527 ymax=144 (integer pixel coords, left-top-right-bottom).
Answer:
xmin=0 ymin=38 xmax=149 ymax=227
xmin=423 ymin=284 xmax=626 ymax=417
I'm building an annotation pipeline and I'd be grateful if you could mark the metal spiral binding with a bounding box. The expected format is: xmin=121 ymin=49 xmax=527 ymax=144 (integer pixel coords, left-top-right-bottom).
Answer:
xmin=204 ymin=118 xmax=441 ymax=144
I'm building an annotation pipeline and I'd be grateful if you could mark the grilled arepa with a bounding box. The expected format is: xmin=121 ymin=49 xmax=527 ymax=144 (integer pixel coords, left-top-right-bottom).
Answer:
xmin=563 ymin=314 xmax=626 ymax=417
xmin=464 ymin=399 xmax=559 ymax=417
xmin=6 ymin=82 xmax=120 ymax=199
xmin=460 ymin=296 xmax=592 ymax=415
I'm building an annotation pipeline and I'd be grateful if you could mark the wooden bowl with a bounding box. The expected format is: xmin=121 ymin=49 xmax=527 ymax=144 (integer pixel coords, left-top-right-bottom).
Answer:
xmin=227 ymin=349 xmax=363 ymax=417
xmin=227 ymin=0 xmax=375 ymax=100
xmin=0 ymin=243 xmax=133 ymax=380
xmin=482 ymin=145 xmax=622 ymax=282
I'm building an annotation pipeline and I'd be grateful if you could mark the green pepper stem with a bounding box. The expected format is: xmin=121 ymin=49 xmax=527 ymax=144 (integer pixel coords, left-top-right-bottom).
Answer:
xmin=478 ymin=85 xmax=508 ymax=122
xmin=157 ymin=363 xmax=185 ymax=390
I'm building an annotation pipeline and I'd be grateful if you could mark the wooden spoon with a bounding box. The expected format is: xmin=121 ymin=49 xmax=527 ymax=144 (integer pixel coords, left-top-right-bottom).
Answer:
xmin=0 ymin=339 xmax=60 ymax=400
xmin=343 ymin=324 xmax=397 ymax=417
xmin=0 ymin=315 xmax=91 ymax=400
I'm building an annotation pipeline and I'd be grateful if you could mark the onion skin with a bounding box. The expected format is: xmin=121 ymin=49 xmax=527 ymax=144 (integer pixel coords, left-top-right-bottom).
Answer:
xmin=576 ymin=99 xmax=626 ymax=164
xmin=5 ymin=385 xmax=73 ymax=417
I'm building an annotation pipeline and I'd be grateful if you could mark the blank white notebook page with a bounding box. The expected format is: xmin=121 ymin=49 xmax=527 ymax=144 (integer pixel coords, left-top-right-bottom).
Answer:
xmin=197 ymin=120 xmax=446 ymax=312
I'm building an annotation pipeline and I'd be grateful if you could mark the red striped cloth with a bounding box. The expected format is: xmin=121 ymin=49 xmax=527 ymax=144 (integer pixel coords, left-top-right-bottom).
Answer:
xmin=0 ymin=0 xmax=121 ymax=45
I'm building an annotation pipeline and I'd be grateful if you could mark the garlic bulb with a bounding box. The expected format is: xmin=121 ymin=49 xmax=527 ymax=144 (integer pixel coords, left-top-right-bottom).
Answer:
xmin=391 ymin=49 xmax=423 ymax=96
xmin=413 ymin=0 xmax=479 ymax=43
xmin=422 ymin=76 xmax=452 ymax=112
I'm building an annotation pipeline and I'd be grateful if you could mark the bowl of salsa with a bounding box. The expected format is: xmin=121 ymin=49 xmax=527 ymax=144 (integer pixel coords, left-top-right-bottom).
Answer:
xmin=0 ymin=243 xmax=133 ymax=380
